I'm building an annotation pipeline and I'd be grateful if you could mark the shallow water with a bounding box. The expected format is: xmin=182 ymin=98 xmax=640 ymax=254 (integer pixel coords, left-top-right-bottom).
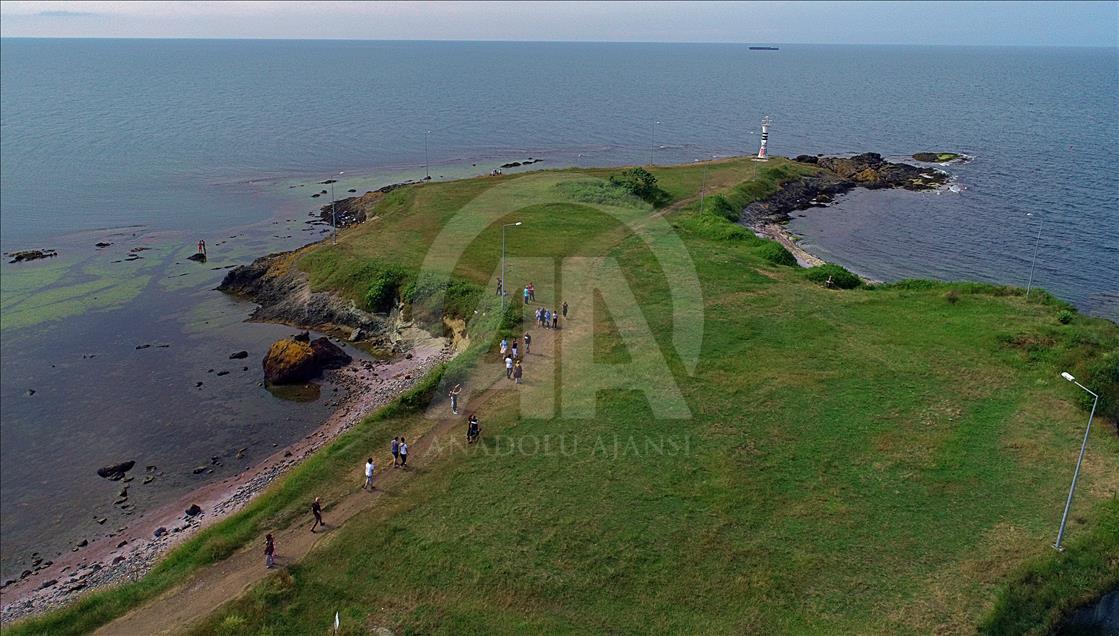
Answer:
xmin=1 ymin=39 xmax=1117 ymax=581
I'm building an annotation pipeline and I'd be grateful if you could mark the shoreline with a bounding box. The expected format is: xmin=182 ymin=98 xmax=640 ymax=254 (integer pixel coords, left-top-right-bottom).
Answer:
xmin=0 ymin=328 xmax=454 ymax=623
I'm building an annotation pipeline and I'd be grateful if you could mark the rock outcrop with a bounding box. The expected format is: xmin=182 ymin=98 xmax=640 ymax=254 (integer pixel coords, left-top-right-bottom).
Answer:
xmin=262 ymin=336 xmax=351 ymax=385
xmin=6 ymin=249 xmax=57 ymax=264
xmin=218 ymin=253 xmax=387 ymax=336
xmin=747 ymin=153 xmax=949 ymax=225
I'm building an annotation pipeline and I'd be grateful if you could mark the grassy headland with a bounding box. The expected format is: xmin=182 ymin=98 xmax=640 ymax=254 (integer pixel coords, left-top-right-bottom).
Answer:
xmin=10 ymin=156 xmax=1117 ymax=635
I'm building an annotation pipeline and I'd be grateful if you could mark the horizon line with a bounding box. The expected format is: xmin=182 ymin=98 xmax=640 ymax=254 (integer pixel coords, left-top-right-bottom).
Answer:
xmin=0 ymin=36 xmax=1114 ymax=49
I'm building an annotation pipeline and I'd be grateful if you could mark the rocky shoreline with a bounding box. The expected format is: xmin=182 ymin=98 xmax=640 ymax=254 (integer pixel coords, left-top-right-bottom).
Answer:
xmin=1 ymin=222 xmax=455 ymax=623
xmin=0 ymin=335 xmax=453 ymax=624
xmin=741 ymin=152 xmax=952 ymax=273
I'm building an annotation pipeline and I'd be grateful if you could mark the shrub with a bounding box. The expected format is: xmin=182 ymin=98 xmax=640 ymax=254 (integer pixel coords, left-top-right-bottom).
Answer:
xmin=945 ymin=290 xmax=960 ymax=305
xmin=363 ymin=265 xmax=410 ymax=312
xmin=804 ymin=263 xmax=862 ymax=289
xmin=1057 ymin=310 xmax=1074 ymax=325
xmin=704 ymin=195 xmax=739 ymax=222
xmin=609 ymin=167 xmax=668 ymax=205
xmin=403 ymin=273 xmax=482 ymax=324
xmin=757 ymin=241 xmax=797 ymax=267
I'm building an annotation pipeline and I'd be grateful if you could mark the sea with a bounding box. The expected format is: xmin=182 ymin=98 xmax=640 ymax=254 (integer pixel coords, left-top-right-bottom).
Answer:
xmin=1 ymin=39 xmax=1117 ymax=583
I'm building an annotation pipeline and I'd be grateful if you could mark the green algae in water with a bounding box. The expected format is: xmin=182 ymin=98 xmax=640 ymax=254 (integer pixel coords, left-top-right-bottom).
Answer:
xmin=1 ymin=273 xmax=153 ymax=332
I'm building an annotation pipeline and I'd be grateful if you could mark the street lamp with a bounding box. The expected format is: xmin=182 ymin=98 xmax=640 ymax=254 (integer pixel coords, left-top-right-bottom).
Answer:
xmin=696 ymin=154 xmax=715 ymax=213
xmin=1025 ymin=212 xmax=1043 ymax=299
xmin=1052 ymin=371 xmax=1099 ymax=551
xmin=650 ymin=120 xmax=660 ymax=165
xmin=501 ymin=221 xmax=522 ymax=310
xmin=330 ymin=171 xmax=344 ymax=245
xmin=424 ymin=130 xmax=432 ymax=180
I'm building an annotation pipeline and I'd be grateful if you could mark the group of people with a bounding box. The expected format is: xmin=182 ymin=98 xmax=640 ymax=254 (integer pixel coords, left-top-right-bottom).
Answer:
xmin=268 ymin=289 xmax=575 ymax=570
xmin=500 ymin=336 xmax=526 ymax=383
xmin=535 ymin=303 xmax=567 ymax=329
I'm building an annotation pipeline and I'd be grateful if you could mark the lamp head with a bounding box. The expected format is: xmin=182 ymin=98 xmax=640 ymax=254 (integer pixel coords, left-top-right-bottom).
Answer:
xmin=1061 ymin=372 xmax=1075 ymax=382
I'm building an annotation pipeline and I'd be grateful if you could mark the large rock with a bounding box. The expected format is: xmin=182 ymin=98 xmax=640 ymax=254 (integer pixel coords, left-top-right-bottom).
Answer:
xmin=97 ymin=461 xmax=135 ymax=480
xmin=262 ymin=336 xmax=351 ymax=385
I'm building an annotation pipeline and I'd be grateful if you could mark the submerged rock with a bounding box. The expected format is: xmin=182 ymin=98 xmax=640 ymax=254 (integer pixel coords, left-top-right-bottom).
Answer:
xmin=96 ymin=461 xmax=135 ymax=481
xmin=186 ymin=253 xmax=207 ymax=263
xmin=185 ymin=504 xmax=202 ymax=517
xmin=7 ymin=249 xmax=58 ymax=264
xmin=229 ymin=350 xmax=249 ymax=359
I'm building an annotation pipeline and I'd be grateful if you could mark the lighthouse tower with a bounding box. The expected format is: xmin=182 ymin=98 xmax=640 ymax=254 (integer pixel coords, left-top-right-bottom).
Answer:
xmin=756 ymin=116 xmax=771 ymax=160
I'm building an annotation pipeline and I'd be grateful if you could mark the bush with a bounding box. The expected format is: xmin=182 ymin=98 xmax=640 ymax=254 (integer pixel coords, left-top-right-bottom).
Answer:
xmin=757 ymin=241 xmax=797 ymax=267
xmin=945 ymin=290 xmax=960 ymax=305
xmin=609 ymin=167 xmax=668 ymax=205
xmin=704 ymin=195 xmax=739 ymax=222
xmin=804 ymin=263 xmax=862 ymax=289
xmin=403 ymin=273 xmax=482 ymax=325
xmin=363 ymin=265 xmax=410 ymax=312
xmin=1057 ymin=309 xmax=1074 ymax=325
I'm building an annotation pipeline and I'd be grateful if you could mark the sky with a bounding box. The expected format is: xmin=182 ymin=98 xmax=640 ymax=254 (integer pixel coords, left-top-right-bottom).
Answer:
xmin=0 ymin=1 xmax=1116 ymax=47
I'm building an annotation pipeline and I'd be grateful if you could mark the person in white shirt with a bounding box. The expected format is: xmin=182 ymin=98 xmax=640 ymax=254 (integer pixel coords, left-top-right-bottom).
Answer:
xmin=363 ymin=457 xmax=375 ymax=490
xmin=399 ymin=438 xmax=409 ymax=469
xmin=505 ymin=355 xmax=514 ymax=379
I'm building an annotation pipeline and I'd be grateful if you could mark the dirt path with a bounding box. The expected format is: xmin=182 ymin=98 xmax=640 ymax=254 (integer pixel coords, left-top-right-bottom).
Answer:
xmin=96 ymin=314 xmax=567 ymax=635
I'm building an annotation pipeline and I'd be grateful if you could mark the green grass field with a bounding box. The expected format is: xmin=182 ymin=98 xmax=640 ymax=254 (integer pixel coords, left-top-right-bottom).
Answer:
xmin=12 ymin=157 xmax=1117 ymax=635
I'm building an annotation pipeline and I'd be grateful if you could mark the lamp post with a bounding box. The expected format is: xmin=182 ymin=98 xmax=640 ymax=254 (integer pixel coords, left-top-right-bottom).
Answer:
xmin=330 ymin=171 xmax=344 ymax=245
xmin=650 ymin=120 xmax=660 ymax=165
xmin=1025 ymin=212 xmax=1043 ymax=299
xmin=424 ymin=130 xmax=432 ymax=180
xmin=1052 ymin=371 xmax=1099 ymax=551
xmin=501 ymin=221 xmax=522 ymax=310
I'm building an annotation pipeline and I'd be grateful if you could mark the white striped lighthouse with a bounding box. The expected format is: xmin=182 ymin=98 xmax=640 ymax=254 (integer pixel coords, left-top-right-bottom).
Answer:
xmin=756 ymin=116 xmax=771 ymax=160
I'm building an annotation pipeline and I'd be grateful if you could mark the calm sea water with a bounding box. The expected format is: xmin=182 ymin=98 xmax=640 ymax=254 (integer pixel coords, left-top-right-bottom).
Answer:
xmin=1 ymin=39 xmax=1116 ymax=581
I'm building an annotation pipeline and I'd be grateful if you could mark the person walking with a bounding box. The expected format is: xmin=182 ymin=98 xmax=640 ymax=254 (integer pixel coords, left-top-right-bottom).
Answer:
xmin=511 ymin=339 xmax=519 ymax=360
xmin=391 ymin=436 xmax=400 ymax=467
xmin=499 ymin=337 xmax=508 ymax=357
xmin=311 ymin=497 xmax=324 ymax=532
xmin=399 ymin=437 xmax=409 ymax=469
xmin=265 ymin=533 xmax=275 ymax=568
xmin=523 ymin=286 xmax=530 ymax=305
xmin=513 ymin=360 xmax=523 ymax=384
xmin=363 ymin=457 xmax=375 ymax=490
xmin=562 ymin=301 xmax=568 ymax=319
xmin=551 ymin=308 xmax=559 ymax=329
xmin=505 ymin=355 xmax=514 ymax=379
xmin=528 ymin=282 xmax=536 ymax=302
xmin=535 ymin=307 xmax=543 ymax=326
xmin=523 ymin=332 xmax=531 ymax=356
xmin=449 ymin=384 xmax=462 ymax=415
xmin=543 ymin=308 xmax=551 ymax=329
xmin=495 ymin=277 xmax=503 ymax=296
xmin=467 ymin=414 xmax=480 ymax=443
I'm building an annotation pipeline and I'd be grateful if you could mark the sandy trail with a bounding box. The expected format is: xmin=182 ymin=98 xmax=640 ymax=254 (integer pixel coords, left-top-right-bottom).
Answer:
xmin=96 ymin=313 xmax=569 ymax=635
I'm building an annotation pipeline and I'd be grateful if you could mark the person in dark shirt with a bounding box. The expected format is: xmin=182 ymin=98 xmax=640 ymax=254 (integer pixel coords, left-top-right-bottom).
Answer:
xmin=311 ymin=497 xmax=324 ymax=532
xmin=265 ymin=533 xmax=275 ymax=568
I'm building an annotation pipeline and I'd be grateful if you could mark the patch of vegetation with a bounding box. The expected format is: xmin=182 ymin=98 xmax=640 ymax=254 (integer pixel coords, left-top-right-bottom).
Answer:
xmin=609 ymin=167 xmax=670 ymax=206
xmin=980 ymin=499 xmax=1119 ymax=635
xmin=1058 ymin=309 xmax=1074 ymax=325
xmin=804 ymin=262 xmax=862 ymax=289
xmin=756 ymin=241 xmax=798 ymax=267
xmin=553 ymin=179 xmax=646 ymax=209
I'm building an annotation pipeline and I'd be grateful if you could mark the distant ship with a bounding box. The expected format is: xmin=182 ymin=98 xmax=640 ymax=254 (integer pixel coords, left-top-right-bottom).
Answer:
xmin=749 ymin=46 xmax=779 ymax=50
